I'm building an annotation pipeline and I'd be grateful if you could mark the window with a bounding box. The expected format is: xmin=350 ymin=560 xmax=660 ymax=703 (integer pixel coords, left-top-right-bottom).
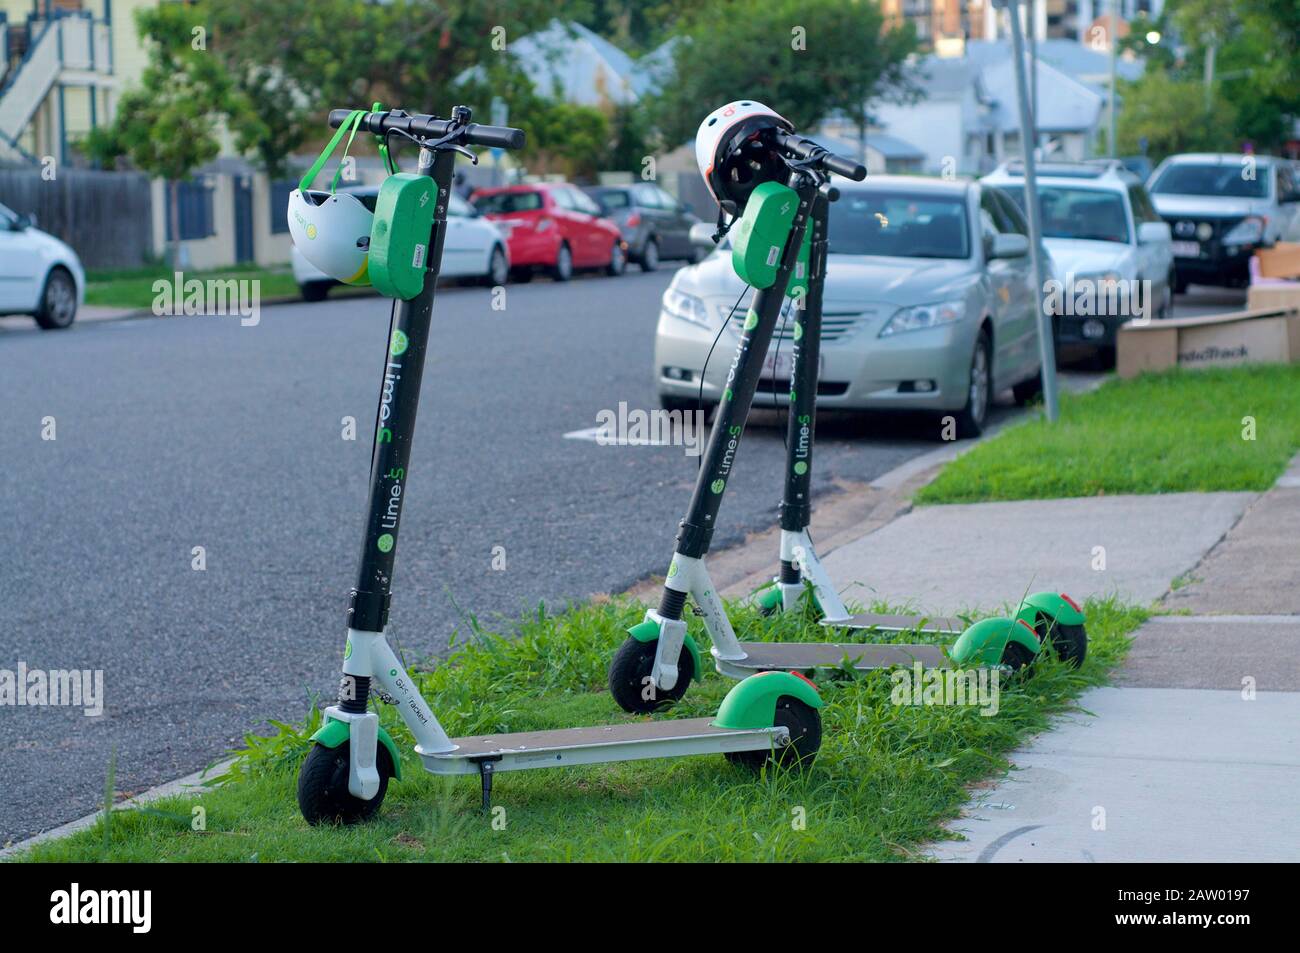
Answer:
xmin=992 ymin=189 xmax=1029 ymax=234
xmin=568 ymin=189 xmax=604 ymax=215
xmin=550 ymin=188 xmax=576 ymax=210
xmin=633 ymin=183 xmax=664 ymax=209
xmin=269 ymin=180 xmax=295 ymax=234
xmin=166 ymin=180 xmax=215 ymax=241
xmin=447 ymin=193 xmax=473 ymax=218
xmin=652 ymin=185 xmax=681 ymax=210
xmin=593 ymin=189 xmax=630 ymax=212
xmin=472 ymin=190 xmax=543 ymax=214
xmin=1128 ymin=185 xmax=1161 ymax=224
xmin=828 ymin=190 xmax=971 ymax=259
xmin=996 ymin=185 xmax=1130 ymax=244
xmin=980 ymin=189 xmax=1020 ymax=235
xmin=1150 ymin=162 xmax=1269 ymax=199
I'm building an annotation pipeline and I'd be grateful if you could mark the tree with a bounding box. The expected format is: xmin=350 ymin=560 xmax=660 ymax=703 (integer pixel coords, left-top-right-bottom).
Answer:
xmin=1113 ymin=70 xmax=1239 ymax=161
xmin=81 ymin=3 xmax=253 ymax=266
xmin=651 ymin=0 xmax=919 ymax=150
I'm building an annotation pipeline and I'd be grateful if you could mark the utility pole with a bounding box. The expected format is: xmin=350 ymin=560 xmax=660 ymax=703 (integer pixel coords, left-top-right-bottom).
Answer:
xmin=1027 ymin=0 xmax=1038 ymax=153
xmin=1108 ymin=0 xmax=1119 ymax=157
xmin=1203 ymin=38 xmax=1217 ymax=113
xmin=1002 ymin=0 xmax=1060 ymax=422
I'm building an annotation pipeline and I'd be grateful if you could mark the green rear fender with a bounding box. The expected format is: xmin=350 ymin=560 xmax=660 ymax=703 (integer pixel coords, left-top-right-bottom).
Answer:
xmin=628 ymin=618 xmax=702 ymax=683
xmin=1015 ymin=591 xmax=1086 ymax=628
xmin=713 ymin=671 xmax=824 ymax=730
xmin=949 ymin=617 xmax=1041 ymax=667
xmin=311 ymin=716 xmax=403 ymax=781
xmin=754 ymin=583 xmax=783 ymax=612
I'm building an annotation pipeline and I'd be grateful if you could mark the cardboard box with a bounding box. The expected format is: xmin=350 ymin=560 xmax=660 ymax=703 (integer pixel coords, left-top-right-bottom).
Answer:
xmin=1255 ymin=243 xmax=1300 ymax=280
xmin=1117 ymin=306 xmax=1300 ymax=378
xmin=1248 ymin=282 xmax=1300 ymax=313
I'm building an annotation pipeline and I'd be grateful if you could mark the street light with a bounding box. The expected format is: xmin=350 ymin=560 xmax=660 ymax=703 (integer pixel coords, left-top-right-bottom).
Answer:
xmin=1146 ymin=31 xmax=1161 ymax=45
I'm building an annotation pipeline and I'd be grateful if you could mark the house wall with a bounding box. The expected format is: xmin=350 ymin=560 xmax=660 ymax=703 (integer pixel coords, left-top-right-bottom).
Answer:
xmin=873 ymin=99 xmax=967 ymax=175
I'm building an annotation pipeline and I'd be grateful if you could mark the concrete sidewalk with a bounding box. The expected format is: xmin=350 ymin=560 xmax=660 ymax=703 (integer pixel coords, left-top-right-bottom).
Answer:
xmin=908 ymin=456 xmax=1300 ymax=863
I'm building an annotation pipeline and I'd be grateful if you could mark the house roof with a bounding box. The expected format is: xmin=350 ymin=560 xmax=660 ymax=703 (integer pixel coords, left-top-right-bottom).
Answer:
xmin=981 ymin=54 xmax=1103 ymax=133
xmin=964 ymin=38 xmax=1145 ymax=83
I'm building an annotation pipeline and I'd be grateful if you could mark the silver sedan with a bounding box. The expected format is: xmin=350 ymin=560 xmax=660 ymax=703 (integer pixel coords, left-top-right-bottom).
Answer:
xmin=654 ymin=176 xmax=1048 ymax=436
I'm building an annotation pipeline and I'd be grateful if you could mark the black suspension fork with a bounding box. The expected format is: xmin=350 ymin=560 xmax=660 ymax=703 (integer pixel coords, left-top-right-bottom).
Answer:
xmin=657 ymin=173 xmax=817 ymax=622
xmin=778 ymin=184 xmax=831 ymax=587
xmin=340 ymin=144 xmax=455 ymax=709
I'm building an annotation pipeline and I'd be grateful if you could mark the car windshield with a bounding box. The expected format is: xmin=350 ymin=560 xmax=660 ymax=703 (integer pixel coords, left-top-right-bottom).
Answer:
xmin=828 ymin=191 xmax=970 ymax=259
xmin=1149 ymin=162 xmax=1269 ymax=198
xmin=472 ymin=190 xmax=543 ymax=214
xmin=592 ymin=190 xmax=629 ymax=211
xmin=996 ymin=186 xmax=1130 ymax=243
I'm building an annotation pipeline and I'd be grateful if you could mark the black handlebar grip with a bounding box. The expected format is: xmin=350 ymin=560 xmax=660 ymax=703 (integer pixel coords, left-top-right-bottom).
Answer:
xmin=823 ymin=152 xmax=866 ymax=181
xmin=463 ymin=124 xmax=525 ymax=150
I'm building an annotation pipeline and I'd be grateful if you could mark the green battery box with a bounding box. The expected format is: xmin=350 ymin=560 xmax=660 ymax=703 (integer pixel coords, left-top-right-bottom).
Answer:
xmin=785 ymin=223 xmax=812 ymax=301
xmin=369 ymin=173 xmax=436 ymax=300
xmin=730 ymin=181 xmax=799 ymax=290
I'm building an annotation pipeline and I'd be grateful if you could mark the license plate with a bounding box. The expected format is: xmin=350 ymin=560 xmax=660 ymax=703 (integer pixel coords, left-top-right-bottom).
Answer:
xmin=761 ymin=348 xmax=822 ymax=380
xmin=1171 ymin=241 xmax=1200 ymax=258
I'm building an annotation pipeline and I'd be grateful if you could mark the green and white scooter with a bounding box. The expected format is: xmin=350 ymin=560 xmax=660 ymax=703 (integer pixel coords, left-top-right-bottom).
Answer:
xmin=289 ymin=105 xmax=824 ymax=824
xmin=607 ymin=102 xmax=1085 ymax=715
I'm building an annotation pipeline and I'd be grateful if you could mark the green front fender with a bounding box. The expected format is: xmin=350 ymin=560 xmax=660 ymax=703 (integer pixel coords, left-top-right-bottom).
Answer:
xmin=628 ymin=618 xmax=702 ymax=683
xmin=949 ymin=617 xmax=1041 ymax=667
xmin=714 ymin=671 xmax=824 ymax=730
xmin=1015 ymin=591 xmax=1086 ymax=629
xmin=311 ymin=716 xmax=403 ymax=781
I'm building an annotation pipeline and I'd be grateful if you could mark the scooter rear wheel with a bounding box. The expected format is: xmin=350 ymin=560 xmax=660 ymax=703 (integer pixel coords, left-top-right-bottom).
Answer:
xmin=608 ymin=636 xmax=695 ymax=713
xmin=297 ymin=740 xmax=394 ymax=826
xmin=725 ymin=696 xmax=821 ymax=771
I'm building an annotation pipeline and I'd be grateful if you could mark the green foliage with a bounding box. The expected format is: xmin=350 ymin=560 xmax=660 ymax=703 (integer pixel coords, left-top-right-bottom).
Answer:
xmin=918 ymin=365 xmax=1300 ymax=504
xmin=1114 ymin=70 xmax=1240 ymax=160
xmin=18 ymin=596 xmax=1146 ymax=862
xmin=652 ymin=0 xmax=919 ymax=147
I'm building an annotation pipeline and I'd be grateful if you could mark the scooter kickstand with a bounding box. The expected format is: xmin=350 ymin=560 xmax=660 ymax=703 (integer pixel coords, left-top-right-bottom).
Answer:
xmin=475 ymin=757 xmax=500 ymax=814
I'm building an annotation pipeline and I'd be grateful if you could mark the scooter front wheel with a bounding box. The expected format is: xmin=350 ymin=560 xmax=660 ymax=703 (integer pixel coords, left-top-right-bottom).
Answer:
xmin=608 ymin=636 xmax=695 ymax=713
xmin=297 ymin=740 xmax=394 ymax=826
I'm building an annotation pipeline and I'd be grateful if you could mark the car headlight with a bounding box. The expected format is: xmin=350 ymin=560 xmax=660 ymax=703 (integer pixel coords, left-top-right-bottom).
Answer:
xmin=1222 ymin=216 xmax=1265 ymax=246
xmin=1074 ymin=270 xmax=1123 ymax=291
xmin=662 ymin=287 xmax=713 ymax=328
xmin=879 ymin=299 xmax=967 ymax=337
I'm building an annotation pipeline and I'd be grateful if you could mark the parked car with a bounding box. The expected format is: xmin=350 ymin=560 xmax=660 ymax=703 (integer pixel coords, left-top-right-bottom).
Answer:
xmin=291 ymin=186 xmax=509 ymax=301
xmin=655 ymin=176 xmax=1047 ymax=437
xmin=1147 ymin=153 xmax=1300 ymax=291
xmin=470 ymin=183 xmax=626 ymax=281
xmin=983 ymin=159 xmax=1174 ymax=367
xmin=583 ymin=183 xmax=701 ymax=271
xmin=0 ymin=201 xmax=84 ymax=329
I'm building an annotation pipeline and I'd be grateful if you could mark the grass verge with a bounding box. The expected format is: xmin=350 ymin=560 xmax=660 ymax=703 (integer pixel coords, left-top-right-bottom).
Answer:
xmin=918 ymin=364 xmax=1300 ymax=505
xmin=85 ymin=263 xmax=301 ymax=309
xmin=17 ymin=595 xmax=1145 ymax=862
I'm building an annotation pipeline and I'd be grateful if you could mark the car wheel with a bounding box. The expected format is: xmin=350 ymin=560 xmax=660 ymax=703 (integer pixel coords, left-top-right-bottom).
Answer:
xmin=300 ymin=282 xmax=331 ymax=302
xmin=34 ymin=267 xmax=77 ymax=329
xmin=484 ymin=245 xmax=509 ymax=286
xmin=606 ymin=241 xmax=626 ymax=276
xmin=1172 ymin=271 xmax=1189 ymax=295
xmin=953 ymin=331 xmax=991 ymax=438
xmin=640 ymin=238 xmax=660 ymax=272
xmin=551 ymin=243 xmax=573 ymax=282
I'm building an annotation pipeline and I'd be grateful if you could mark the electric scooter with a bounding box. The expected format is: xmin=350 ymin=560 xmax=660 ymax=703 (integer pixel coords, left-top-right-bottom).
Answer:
xmin=607 ymin=103 xmax=1086 ymax=715
xmin=292 ymin=105 xmax=824 ymax=825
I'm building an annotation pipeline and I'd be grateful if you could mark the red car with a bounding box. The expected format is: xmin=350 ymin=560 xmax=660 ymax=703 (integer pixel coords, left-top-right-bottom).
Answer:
xmin=470 ymin=183 xmax=627 ymax=281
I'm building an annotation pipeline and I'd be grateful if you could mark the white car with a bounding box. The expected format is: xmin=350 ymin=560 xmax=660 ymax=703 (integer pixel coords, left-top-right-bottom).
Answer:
xmin=0 ymin=201 xmax=85 ymax=329
xmin=983 ymin=160 xmax=1174 ymax=366
xmin=291 ymin=186 xmax=510 ymax=300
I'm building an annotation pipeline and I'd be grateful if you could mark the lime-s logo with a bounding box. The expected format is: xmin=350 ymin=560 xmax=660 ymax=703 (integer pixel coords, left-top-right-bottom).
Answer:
xmin=793 ymin=323 xmax=803 ymax=341
xmin=711 ymin=479 xmax=725 ymax=494
xmin=343 ymin=640 xmax=353 ymax=660
xmin=377 ymin=533 xmax=394 ymax=553
xmin=667 ymin=560 xmax=679 ymax=578
xmin=743 ymin=311 xmax=759 ymax=331
xmin=793 ymin=461 xmax=808 ymax=475
xmin=306 ymin=223 xmax=318 ymax=240
xmin=390 ymin=330 xmax=408 ymax=356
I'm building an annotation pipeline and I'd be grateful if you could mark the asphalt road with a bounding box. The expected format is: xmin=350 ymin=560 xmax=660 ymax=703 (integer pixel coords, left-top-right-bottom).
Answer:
xmin=2 ymin=267 xmax=987 ymax=843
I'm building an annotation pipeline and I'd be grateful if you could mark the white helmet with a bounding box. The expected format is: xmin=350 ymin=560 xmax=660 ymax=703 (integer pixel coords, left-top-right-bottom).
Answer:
xmin=287 ymin=188 xmax=373 ymax=285
xmin=694 ymin=101 xmax=794 ymax=214
xmin=286 ymin=108 xmax=376 ymax=285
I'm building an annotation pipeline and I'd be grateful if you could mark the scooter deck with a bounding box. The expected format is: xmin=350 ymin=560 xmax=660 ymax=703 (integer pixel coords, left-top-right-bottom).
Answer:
xmin=417 ymin=718 xmax=784 ymax=775
xmin=823 ymin=612 xmax=966 ymax=635
xmin=718 ymin=641 xmax=950 ymax=677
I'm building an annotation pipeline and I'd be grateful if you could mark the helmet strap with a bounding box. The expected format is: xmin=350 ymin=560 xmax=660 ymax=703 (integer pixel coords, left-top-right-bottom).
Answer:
xmin=297 ymin=108 xmax=367 ymax=194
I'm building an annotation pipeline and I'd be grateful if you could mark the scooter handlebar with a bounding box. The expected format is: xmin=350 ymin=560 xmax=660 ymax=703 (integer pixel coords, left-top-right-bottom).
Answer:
xmin=774 ymin=130 xmax=866 ymax=181
xmin=327 ymin=108 xmax=525 ymax=150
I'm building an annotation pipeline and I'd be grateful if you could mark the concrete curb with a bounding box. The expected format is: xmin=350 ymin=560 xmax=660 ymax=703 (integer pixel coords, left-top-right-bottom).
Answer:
xmin=0 ymin=759 xmax=234 ymax=860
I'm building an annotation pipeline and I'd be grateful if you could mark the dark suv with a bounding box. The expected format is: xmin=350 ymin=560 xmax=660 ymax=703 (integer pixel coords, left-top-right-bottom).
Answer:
xmin=583 ymin=183 xmax=701 ymax=272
